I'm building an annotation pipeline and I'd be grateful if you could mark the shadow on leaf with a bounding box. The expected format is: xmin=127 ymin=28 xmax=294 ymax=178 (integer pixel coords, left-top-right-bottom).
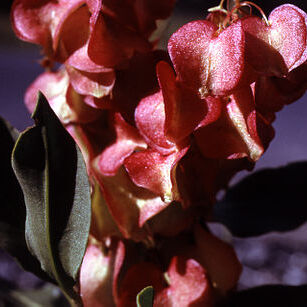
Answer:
xmin=214 ymin=162 xmax=307 ymax=237
xmin=218 ymin=284 xmax=307 ymax=307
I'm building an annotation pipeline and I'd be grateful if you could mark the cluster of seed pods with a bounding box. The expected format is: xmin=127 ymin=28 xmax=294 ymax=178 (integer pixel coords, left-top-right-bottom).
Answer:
xmin=11 ymin=0 xmax=307 ymax=305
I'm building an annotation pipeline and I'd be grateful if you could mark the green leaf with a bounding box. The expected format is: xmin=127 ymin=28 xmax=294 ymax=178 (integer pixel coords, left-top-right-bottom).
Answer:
xmin=0 ymin=117 xmax=24 ymax=233
xmin=136 ymin=286 xmax=154 ymax=307
xmin=214 ymin=162 xmax=307 ymax=237
xmin=0 ymin=117 xmax=52 ymax=282
xmin=12 ymin=93 xmax=91 ymax=305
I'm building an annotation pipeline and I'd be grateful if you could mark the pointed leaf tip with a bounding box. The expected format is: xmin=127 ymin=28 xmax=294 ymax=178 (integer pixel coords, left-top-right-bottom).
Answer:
xmin=12 ymin=93 xmax=91 ymax=305
xmin=137 ymin=286 xmax=154 ymax=307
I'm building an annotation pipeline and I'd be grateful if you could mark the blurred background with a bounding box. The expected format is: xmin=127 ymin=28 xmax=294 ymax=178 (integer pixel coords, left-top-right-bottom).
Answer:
xmin=1 ymin=0 xmax=307 ymax=305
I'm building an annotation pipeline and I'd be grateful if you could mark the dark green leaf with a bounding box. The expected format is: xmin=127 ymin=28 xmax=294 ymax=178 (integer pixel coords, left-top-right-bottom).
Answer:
xmin=136 ymin=286 xmax=154 ymax=307
xmin=0 ymin=117 xmax=24 ymax=231
xmin=214 ymin=162 xmax=307 ymax=237
xmin=0 ymin=117 xmax=51 ymax=282
xmin=12 ymin=93 xmax=91 ymax=305
xmin=218 ymin=285 xmax=307 ymax=307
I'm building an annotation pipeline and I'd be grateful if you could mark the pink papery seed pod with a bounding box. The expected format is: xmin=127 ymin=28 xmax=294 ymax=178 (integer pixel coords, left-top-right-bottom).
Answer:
xmin=176 ymin=147 xmax=254 ymax=209
xmin=80 ymin=238 xmax=117 ymax=307
xmin=168 ymin=18 xmax=246 ymax=98
xmin=91 ymin=111 xmax=191 ymax=239
xmin=124 ymin=147 xmax=188 ymax=204
xmin=87 ymin=0 xmax=176 ymax=68
xmin=112 ymin=50 xmax=169 ymax=125
xmin=93 ymin=152 xmax=189 ymax=240
xmin=11 ymin=0 xmax=89 ymax=62
xmin=92 ymin=165 xmax=152 ymax=241
xmin=194 ymin=86 xmax=274 ymax=162
xmin=98 ymin=112 xmax=147 ymax=177
xmin=194 ymin=224 xmax=242 ymax=296
xmin=135 ymin=91 xmax=177 ymax=155
xmin=114 ymin=239 xmax=214 ymax=307
xmin=134 ymin=61 xmax=210 ymax=156
xmin=242 ymin=4 xmax=307 ymax=76
xmin=12 ymin=0 xmax=117 ymax=101
xmin=254 ymin=62 xmax=307 ymax=122
xmin=66 ymin=42 xmax=116 ymax=99
xmin=24 ymin=69 xmax=102 ymax=125
xmin=154 ymin=256 xmax=214 ymax=307
xmin=90 ymin=182 xmax=122 ymax=241
xmin=157 ymin=61 xmax=208 ymax=144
